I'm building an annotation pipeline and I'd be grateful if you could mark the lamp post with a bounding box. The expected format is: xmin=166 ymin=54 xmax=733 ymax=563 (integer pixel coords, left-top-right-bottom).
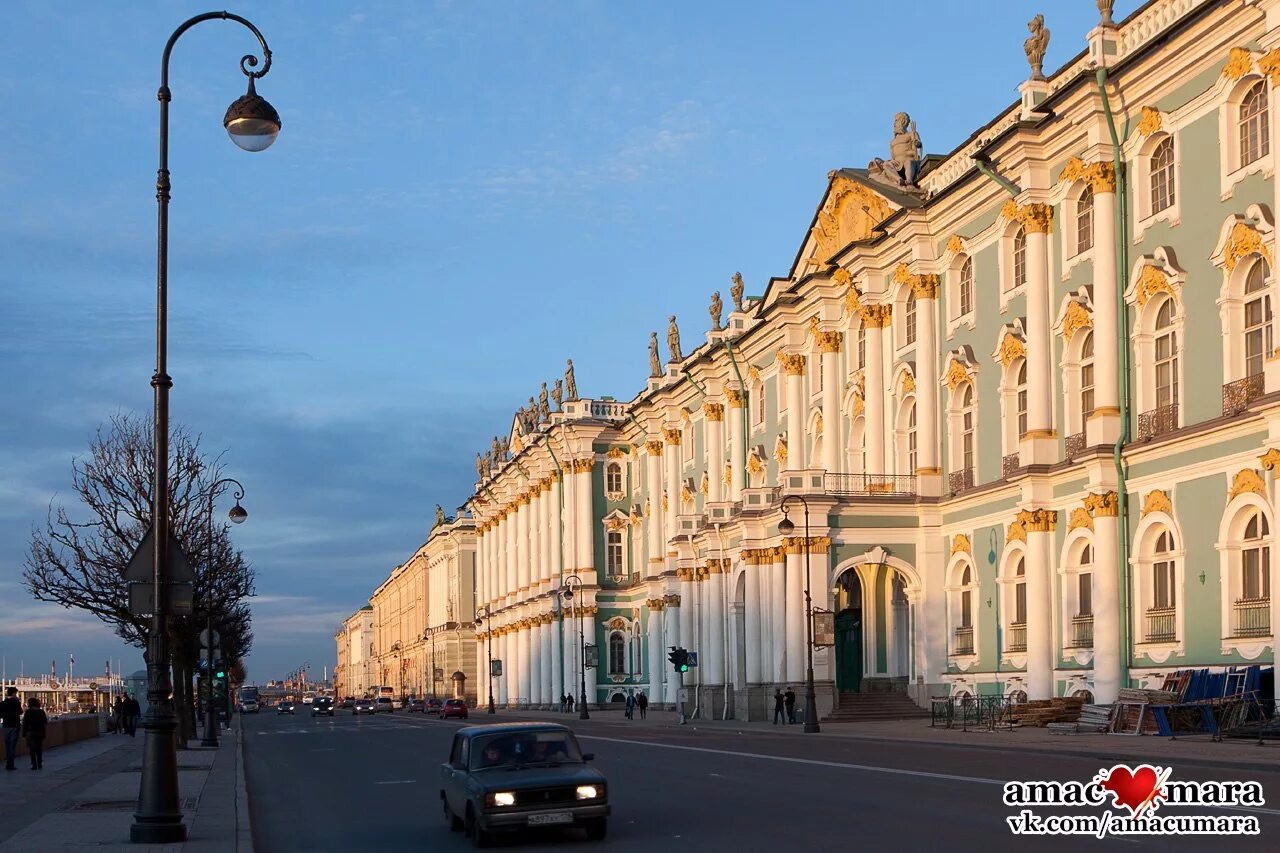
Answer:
xmin=475 ymin=606 xmax=496 ymax=714
xmin=135 ymin=12 xmax=279 ymax=844
xmin=560 ymin=575 xmax=590 ymax=719
xmin=201 ymin=477 xmax=247 ymax=748
xmin=778 ymin=496 xmax=820 ymax=734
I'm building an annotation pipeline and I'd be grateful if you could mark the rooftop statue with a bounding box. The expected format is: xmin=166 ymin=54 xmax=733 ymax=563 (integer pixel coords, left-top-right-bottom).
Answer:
xmin=1024 ymin=14 xmax=1050 ymax=81
xmin=649 ymin=332 xmax=661 ymax=378
xmin=434 ymin=504 xmax=446 ymax=528
xmin=709 ymin=291 xmax=723 ymax=331
xmin=491 ymin=435 xmax=502 ymax=462
xmin=667 ymin=315 xmax=682 ymax=363
xmin=867 ymin=112 xmax=923 ymax=190
xmin=565 ymin=359 xmax=578 ymax=401
xmin=552 ymin=378 xmax=564 ymax=411
xmin=730 ymin=272 xmax=745 ymax=313
xmin=527 ymin=396 xmax=538 ymax=430
xmin=475 ymin=452 xmax=485 ymax=480
xmin=538 ymin=382 xmax=551 ymax=421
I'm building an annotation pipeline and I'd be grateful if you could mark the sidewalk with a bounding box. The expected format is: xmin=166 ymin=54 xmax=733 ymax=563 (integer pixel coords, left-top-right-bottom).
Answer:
xmin=0 ymin=722 xmax=252 ymax=852
xmin=505 ymin=706 xmax=1280 ymax=771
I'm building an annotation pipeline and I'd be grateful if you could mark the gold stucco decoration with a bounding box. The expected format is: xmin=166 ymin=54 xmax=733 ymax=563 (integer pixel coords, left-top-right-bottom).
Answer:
xmin=572 ymin=458 xmax=595 ymax=473
xmin=1017 ymin=508 xmax=1058 ymax=532
xmin=700 ymin=472 xmax=709 ymax=497
xmin=810 ymin=176 xmax=894 ymax=263
xmin=723 ymin=461 xmax=733 ymax=487
xmin=1060 ymin=156 xmax=1116 ymax=193
xmin=808 ymin=316 xmax=844 ymax=353
xmin=680 ymin=407 xmax=692 ymax=424
xmin=663 ymin=427 xmax=682 ymax=445
xmin=1006 ymin=521 xmax=1027 ymax=544
xmin=1258 ymin=50 xmax=1280 ymax=86
xmin=950 ymin=533 xmax=971 ymax=556
xmin=645 ymin=439 xmax=664 ymax=456
xmin=747 ymin=447 xmax=766 ymax=476
xmin=703 ymin=401 xmax=725 ymax=421
xmin=1068 ymin=506 xmax=1094 ymax=532
xmin=997 ymin=332 xmax=1027 ymax=367
xmin=1137 ymin=106 xmax=1163 ymax=137
xmin=859 ymin=304 xmax=892 ymax=328
xmin=814 ymin=410 xmax=824 ymax=433
xmin=946 ymin=235 xmax=965 ymax=256
xmin=607 ymin=446 xmax=628 ymax=459
xmin=1223 ymin=47 xmax=1255 ymax=81
xmin=661 ymin=492 xmax=669 ymax=512
xmin=1259 ymin=448 xmax=1280 ymax=471
xmin=604 ymin=516 xmax=627 ymax=532
xmin=777 ymin=350 xmax=807 ymax=375
xmin=680 ymin=480 xmax=695 ymax=506
xmin=901 ymin=372 xmax=916 ymax=395
xmin=748 ymin=365 xmax=762 ymax=383
xmin=1061 ymin=300 xmax=1093 ymax=341
xmin=1224 ymin=222 xmax=1272 ymax=273
xmin=832 ymin=267 xmax=853 ymax=287
xmin=726 ymin=388 xmax=745 ymax=408
xmin=775 ymin=433 xmax=788 ymax=464
xmin=1141 ymin=489 xmax=1173 ymax=518
xmin=1228 ymin=468 xmax=1267 ymax=500
xmin=1084 ymin=491 xmax=1119 ymax=517
xmin=893 ymin=262 xmax=940 ymax=299
xmin=1134 ymin=264 xmax=1175 ymax=309
xmin=1017 ymin=203 xmax=1054 ymax=234
xmin=1001 ymin=199 xmax=1020 ymax=222
xmin=944 ymin=358 xmax=971 ymax=391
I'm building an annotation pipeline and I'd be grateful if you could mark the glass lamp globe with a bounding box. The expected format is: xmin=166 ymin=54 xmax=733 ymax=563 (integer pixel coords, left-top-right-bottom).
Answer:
xmin=223 ymin=78 xmax=281 ymax=152
xmin=777 ymin=515 xmax=795 ymax=535
xmin=228 ymin=502 xmax=249 ymax=524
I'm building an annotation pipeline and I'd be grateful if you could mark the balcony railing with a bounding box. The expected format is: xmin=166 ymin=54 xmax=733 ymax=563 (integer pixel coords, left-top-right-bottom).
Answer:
xmin=948 ymin=468 xmax=975 ymax=495
xmin=1068 ymin=614 xmax=1094 ymax=648
xmin=589 ymin=400 xmax=627 ymax=419
xmin=1005 ymin=622 xmax=1027 ymax=652
xmin=1232 ymin=597 xmax=1271 ymax=638
xmin=1065 ymin=431 xmax=1086 ymax=460
xmin=1144 ymin=606 xmax=1177 ymax=643
xmin=823 ymin=473 xmax=917 ymax=496
xmin=1223 ymin=375 xmax=1265 ymax=417
xmin=1137 ymin=404 xmax=1178 ymax=441
xmin=1001 ymin=453 xmax=1020 ymax=478
xmin=951 ymin=626 xmax=974 ymax=656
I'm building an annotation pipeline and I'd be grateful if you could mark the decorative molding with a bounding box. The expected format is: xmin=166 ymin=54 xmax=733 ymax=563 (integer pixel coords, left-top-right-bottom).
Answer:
xmin=1134 ymin=264 xmax=1175 ymax=309
xmin=946 ymin=235 xmax=965 ymax=256
xmin=1141 ymin=489 xmax=1173 ymax=518
xmin=1001 ymin=201 xmax=1053 ymax=234
xmin=783 ymin=536 xmax=831 ymax=555
xmin=1005 ymin=521 xmax=1027 ymax=544
xmin=777 ymin=350 xmax=807 ymax=375
xmin=997 ymin=331 xmax=1027 ymax=367
xmin=808 ymin=317 xmax=844 ymax=353
xmin=893 ymin=262 xmax=939 ymax=298
xmin=944 ymin=357 xmax=971 ymax=391
xmin=1223 ymin=46 xmax=1255 ymax=80
xmin=703 ymin=401 xmax=725 ymax=421
xmin=774 ymin=433 xmax=788 ymax=464
xmin=746 ymin=447 xmax=766 ymax=476
xmin=571 ymin=458 xmax=595 ymax=474
xmin=950 ymin=533 xmax=971 ymax=556
xmin=1068 ymin=506 xmax=1094 ymax=532
xmin=1137 ymin=106 xmax=1163 ymax=137
xmin=726 ymin=388 xmax=746 ymax=408
xmin=1259 ymin=448 xmax=1280 ymax=471
xmin=901 ymin=373 xmax=916 ymax=395
xmin=1016 ymin=508 xmax=1058 ymax=532
xmin=859 ymin=304 xmax=892 ymax=328
xmin=808 ymin=175 xmax=894 ymax=264
xmin=1084 ymin=491 xmax=1119 ymax=518
xmin=645 ymin=439 xmax=664 ymax=456
xmin=1061 ymin=300 xmax=1093 ymax=341
xmin=1258 ymin=49 xmax=1280 ymax=86
xmin=1223 ymin=221 xmax=1273 ymax=273
xmin=663 ymin=427 xmax=682 ymax=446
xmin=700 ymin=472 xmax=709 ymax=497
xmin=1228 ymin=468 xmax=1267 ymax=500
xmin=606 ymin=446 xmax=628 ymax=459
xmin=1060 ymin=156 xmax=1116 ymax=193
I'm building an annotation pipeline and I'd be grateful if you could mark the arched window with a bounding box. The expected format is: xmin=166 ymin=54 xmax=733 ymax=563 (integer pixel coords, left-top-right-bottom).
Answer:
xmin=960 ymin=383 xmax=975 ymax=479
xmin=1077 ymin=544 xmax=1093 ymax=616
xmin=1012 ymin=228 xmax=1027 ymax=291
xmin=1151 ymin=529 xmax=1176 ymax=628
xmin=606 ymin=530 xmax=624 ymax=578
xmin=1241 ymin=511 xmax=1271 ymax=602
xmin=960 ymin=566 xmax=973 ymax=628
xmin=1150 ymin=137 xmax=1175 ymax=214
xmin=1154 ymin=299 xmax=1179 ymax=411
xmin=608 ymin=632 xmax=626 ymax=675
xmin=897 ymin=398 xmax=917 ymax=475
xmin=1080 ymin=331 xmax=1095 ymax=425
xmin=959 ymin=257 xmax=974 ymax=318
xmin=907 ymin=402 xmax=917 ymax=473
xmin=1006 ymin=555 xmax=1027 ymax=652
xmin=856 ymin=324 xmax=866 ymax=370
xmin=1240 ymin=81 xmax=1269 ymax=167
xmin=905 ymin=290 xmax=917 ymax=345
xmin=1244 ymin=260 xmax=1273 ymax=379
xmin=1076 ymin=185 xmax=1094 ymax=253
xmin=1016 ymin=360 xmax=1028 ymax=437
xmin=605 ymin=462 xmax=623 ymax=495
xmin=753 ymin=381 xmax=766 ymax=426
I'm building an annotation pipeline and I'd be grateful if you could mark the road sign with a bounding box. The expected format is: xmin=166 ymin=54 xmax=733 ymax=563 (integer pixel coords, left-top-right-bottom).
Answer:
xmin=199 ymin=628 xmax=221 ymax=648
xmin=128 ymin=581 xmax=194 ymax=616
xmin=687 ymin=651 xmax=699 ymax=668
xmin=584 ymin=644 xmax=598 ymax=669
xmin=490 ymin=659 xmax=503 ymax=677
xmin=123 ymin=527 xmax=196 ymax=583
xmin=433 ymin=668 xmax=444 ymax=681
xmin=812 ymin=610 xmax=835 ymax=647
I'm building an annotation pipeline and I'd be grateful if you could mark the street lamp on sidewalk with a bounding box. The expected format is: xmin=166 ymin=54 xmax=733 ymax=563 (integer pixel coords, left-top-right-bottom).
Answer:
xmin=135 ymin=12 xmax=280 ymax=844
xmin=778 ymin=496 xmax=821 ymax=734
xmin=201 ymin=477 xmax=247 ymax=748
xmin=560 ymin=575 xmax=590 ymax=720
xmin=474 ymin=606 xmax=496 ymax=714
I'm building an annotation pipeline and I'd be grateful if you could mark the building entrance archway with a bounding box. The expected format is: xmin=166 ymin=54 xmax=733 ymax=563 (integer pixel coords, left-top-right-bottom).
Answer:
xmin=834 ymin=570 xmax=863 ymax=692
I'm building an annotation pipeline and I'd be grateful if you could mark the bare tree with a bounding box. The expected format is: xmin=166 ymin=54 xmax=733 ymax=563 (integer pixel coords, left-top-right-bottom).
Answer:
xmin=23 ymin=412 xmax=256 ymax=742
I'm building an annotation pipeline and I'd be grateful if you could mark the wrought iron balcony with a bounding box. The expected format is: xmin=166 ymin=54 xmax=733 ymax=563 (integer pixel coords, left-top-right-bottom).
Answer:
xmin=951 ymin=626 xmax=974 ymax=656
xmin=1232 ymin=597 xmax=1271 ymax=638
xmin=1144 ymin=606 xmax=1176 ymax=643
xmin=1068 ymin=614 xmax=1094 ymax=648
xmin=823 ymin=473 xmax=917 ymax=496
xmin=1137 ymin=404 xmax=1178 ymax=441
xmin=1065 ymin=431 xmax=1086 ymax=460
xmin=948 ymin=468 xmax=975 ymax=495
xmin=1223 ymin=375 xmax=1264 ymax=417
xmin=1005 ymin=622 xmax=1027 ymax=653
xmin=1001 ymin=453 xmax=1020 ymax=478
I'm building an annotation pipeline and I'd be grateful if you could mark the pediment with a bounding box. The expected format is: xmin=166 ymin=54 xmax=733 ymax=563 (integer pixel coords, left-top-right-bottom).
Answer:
xmin=795 ymin=170 xmax=907 ymax=275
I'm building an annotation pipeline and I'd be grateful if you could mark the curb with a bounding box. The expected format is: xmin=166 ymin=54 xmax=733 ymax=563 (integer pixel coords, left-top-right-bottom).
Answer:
xmin=234 ymin=718 xmax=253 ymax=852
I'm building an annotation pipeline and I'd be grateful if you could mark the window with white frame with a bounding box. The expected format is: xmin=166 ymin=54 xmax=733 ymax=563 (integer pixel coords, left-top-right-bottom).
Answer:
xmin=608 ymin=632 xmax=626 ymax=674
xmin=947 ymin=381 xmax=977 ymax=485
xmin=960 ymin=565 xmax=974 ymax=628
xmin=606 ymin=530 xmax=624 ymax=579
xmin=958 ymin=257 xmax=974 ymax=318
xmin=1240 ymin=80 xmax=1269 ymax=167
xmin=1154 ymin=299 xmax=1179 ymax=411
xmin=895 ymin=394 xmax=917 ymax=476
xmin=950 ymin=562 xmax=977 ymax=656
xmin=1150 ymin=529 xmax=1177 ymax=632
xmin=1150 ymin=137 xmax=1176 ymax=214
xmin=961 ymin=384 xmax=975 ymax=476
xmin=753 ymin=381 xmax=766 ymax=426
xmin=1010 ymin=228 xmax=1027 ymax=292
xmin=1240 ymin=511 xmax=1271 ymax=601
xmin=1080 ymin=331 xmax=1095 ymax=425
xmin=905 ymin=290 xmax=917 ymax=345
xmin=1005 ymin=555 xmax=1027 ymax=653
xmin=605 ymin=462 xmax=623 ymax=497
xmin=848 ymin=416 xmax=866 ymax=475
xmin=856 ymin=324 xmax=866 ymax=369
xmin=1076 ymin=185 xmax=1094 ymax=254
xmin=904 ymin=400 xmax=917 ymax=474
xmin=1016 ymin=360 xmax=1028 ymax=437
xmin=1244 ymin=260 xmax=1273 ymax=380
xmin=1078 ymin=548 xmax=1093 ymax=617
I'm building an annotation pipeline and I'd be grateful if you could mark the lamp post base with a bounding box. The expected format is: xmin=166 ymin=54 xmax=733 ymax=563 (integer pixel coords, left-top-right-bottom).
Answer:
xmin=131 ymin=823 xmax=188 ymax=844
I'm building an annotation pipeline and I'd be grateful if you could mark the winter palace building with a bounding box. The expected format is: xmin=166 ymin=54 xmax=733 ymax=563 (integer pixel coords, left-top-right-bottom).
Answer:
xmin=349 ymin=0 xmax=1280 ymax=718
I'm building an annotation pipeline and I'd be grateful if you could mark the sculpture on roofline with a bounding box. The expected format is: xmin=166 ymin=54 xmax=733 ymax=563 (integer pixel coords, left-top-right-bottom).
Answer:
xmin=527 ymin=396 xmax=538 ymax=431
xmin=867 ymin=112 xmax=923 ymax=190
xmin=667 ymin=315 xmax=682 ymax=363
xmin=552 ymin=378 xmax=564 ymax=411
xmin=730 ymin=272 xmax=745 ymax=313
xmin=538 ymin=382 xmax=551 ymax=421
xmin=709 ymin=291 xmax=723 ymax=331
xmin=1024 ymin=14 xmax=1050 ymax=81
xmin=565 ymin=359 xmax=578 ymax=401
xmin=434 ymin=504 xmax=446 ymax=528
xmin=475 ymin=452 xmax=485 ymax=481
xmin=648 ymin=332 xmax=661 ymax=378
xmin=491 ymin=435 xmax=502 ymax=462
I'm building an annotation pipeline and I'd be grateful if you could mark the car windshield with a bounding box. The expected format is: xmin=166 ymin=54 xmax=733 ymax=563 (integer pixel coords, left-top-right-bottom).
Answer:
xmin=469 ymin=731 xmax=583 ymax=770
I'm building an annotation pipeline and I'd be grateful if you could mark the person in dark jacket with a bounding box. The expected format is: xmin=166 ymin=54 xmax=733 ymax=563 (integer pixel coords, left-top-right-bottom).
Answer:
xmin=1 ymin=688 xmax=21 ymax=771
xmin=784 ymin=687 xmax=797 ymax=724
xmin=112 ymin=696 xmax=124 ymax=735
xmin=122 ymin=695 xmax=141 ymax=737
xmin=637 ymin=691 xmax=648 ymax=719
xmin=22 ymin=698 xmax=48 ymax=770
xmin=772 ymin=689 xmax=785 ymax=725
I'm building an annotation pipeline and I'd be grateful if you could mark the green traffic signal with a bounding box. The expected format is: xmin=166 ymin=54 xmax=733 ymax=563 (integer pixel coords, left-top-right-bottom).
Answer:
xmin=679 ymin=663 xmax=689 ymax=672
xmin=215 ymin=670 xmax=226 ymax=679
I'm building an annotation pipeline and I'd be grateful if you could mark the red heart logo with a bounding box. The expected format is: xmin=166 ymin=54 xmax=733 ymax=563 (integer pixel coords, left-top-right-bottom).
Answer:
xmin=1099 ymin=764 xmax=1164 ymax=816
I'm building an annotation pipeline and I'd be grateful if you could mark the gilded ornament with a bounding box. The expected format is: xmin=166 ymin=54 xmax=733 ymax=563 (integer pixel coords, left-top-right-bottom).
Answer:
xmin=746 ymin=447 xmax=766 ymax=476
xmin=901 ymin=373 xmax=916 ymax=395
xmin=1224 ymin=221 xmax=1272 ymax=273
xmin=775 ymin=433 xmax=789 ymax=464
xmin=912 ymin=274 xmax=940 ymax=300
xmin=726 ymin=388 xmax=746 ymax=408
xmin=680 ymin=407 xmax=692 ymax=424
xmin=1141 ymin=489 xmax=1173 ymax=518
xmin=1006 ymin=521 xmax=1027 ymax=543
xmin=852 ymin=395 xmax=865 ymax=417
xmin=1137 ymin=106 xmax=1162 ymax=137
xmin=814 ymin=410 xmax=823 ymax=432
xmin=1017 ymin=203 xmax=1054 ymax=234
xmin=662 ymin=492 xmax=669 ymax=512
xmin=723 ymin=461 xmax=733 ymax=487
xmin=645 ymin=439 xmax=664 ymax=456
xmin=894 ymin=262 xmax=914 ymax=284
xmin=680 ymin=480 xmax=695 ymax=506
xmin=607 ymin=446 xmax=628 ymax=459
xmin=1083 ymin=491 xmax=1119 ymax=517
xmin=748 ymin=365 xmax=761 ymax=383
xmin=605 ymin=516 xmax=627 ymax=532
xmin=946 ymin=235 xmax=965 ymax=256
xmin=832 ymin=267 xmax=853 ymax=287
xmin=950 ymin=533 xmax=971 ymax=556
xmin=700 ymin=472 xmax=709 ymax=497
xmin=1068 ymin=506 xmax=1094 ymax=532
xmin=1258 ymin=50 xmax=1280 ymax=86
xmin=703 ymin=401 xmax=725 ymax=421
xmin=809 ymin=176 xmax=894 ymax=263
xmin=572 ymin=458 xmax=595 ymax=473
xmin=1258 ymin=448 xmax=1280 ymax=471
xmin=859 ymin=304 xmax=892 ymax=328
xmin=1228 ymin=468 xmax=1267 ymax=500
xmin=1223 ymin=47 xmax=1255 ymax=80
xmin=845 ymin=281 xmax=862 ymax=314
xmin=997 ymin=332 xmax=1027 ymax=367
xmin=777 ymin=350 xmax=807 ymax=375
xmin=1061 ymin=300 xmax=1093 ymax=341
xmin=1016 ymin=508 xmax=1058 ymax=532
xmin=1059 ymin=156 xmax=1116 ymax=193
xmin=808 ymin=317 xmax=844 ymax=353
xmin=1134 ymin=264 xmax=1175 ymax=309
xmin=663 ymin=427 xmax=682 ymax=445
xmin=944 ymin=358 xmax=971 ymax=391
xmin=1001 ymin=199 xmax=1020 ymax=222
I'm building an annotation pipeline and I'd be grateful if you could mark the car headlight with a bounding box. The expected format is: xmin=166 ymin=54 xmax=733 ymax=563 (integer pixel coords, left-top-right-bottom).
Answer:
xmin=486 ymin=791 xmax=516 ymax=807
xmin=576 ymin=785 xmax=602 ymax=800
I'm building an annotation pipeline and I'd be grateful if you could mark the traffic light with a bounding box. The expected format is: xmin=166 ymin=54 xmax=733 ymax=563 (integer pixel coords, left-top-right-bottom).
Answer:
xmin=667 ymin=647 xmax=689 ymax=672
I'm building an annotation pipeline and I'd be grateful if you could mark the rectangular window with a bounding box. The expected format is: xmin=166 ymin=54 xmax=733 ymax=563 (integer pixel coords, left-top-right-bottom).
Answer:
xmin=1078 ymin=573 xmax=1093 ymax=617
xmin=606 ymin=531 xmax=624 ymax=578
xmin=1155 ymin=333 xmax=1178 ymax=409
xmin=1014 ymin=583 xmax=1027 ymax=624
xmin=962 ymin=416 xmax=974 ymax=474
xmin=1081 ymin=362 xmax=1095 ymax=422
xmin=1154 ymin=559 xmax=1176 ymax=609
xmin=1243 ymin=546 xmax=1270 ymax=599
xmin=960 ymin=590 xmax=972 ymax=628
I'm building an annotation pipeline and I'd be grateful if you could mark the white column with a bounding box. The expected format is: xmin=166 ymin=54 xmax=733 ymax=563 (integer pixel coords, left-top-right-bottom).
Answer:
xmin=497 ymin=631 xmax=509 ymax=705
xmin=550 ymin=614 xmax=564 ymax=706
xmin=529 ymin=487 xmax=543 ymax=593
xmin=706 ymin=563 xmax=726 ymax=684
xmin=476 ymin=531 xmax=487 ymax=609
xmin=517 ymin=493 xmax=531 ymax=592
xmin=783 ymin=354 xmax=807 ymax=470
xmin=1024 ymin=509 xmax=1057 ymax=700
xmin=538 ymin=618 xmax=552 ymax=707
xmin=664 ymin=430 xmax=681 ymax=557
xmin=517 ymin=624 xmax=531 ymax=707
xmin=679 ymin=569 xmax=695 ymax=661
xmin=550 ymin=474 xmax=564 ymax=584
xmin=647 ymin=601 xmax=664 ymax=700
xmin=744 ymin=558 xmax=763 ymax=683
xmin=1091 ymin=494 xmax=1121 ymax=703
xmin=915 ymin=279 xmax=940 ymax=473
xmin=770 ymin=553 xmax=786 ymax=684
xmin=540 ymin=479 xmax=553 ymax=586
xmin=645 ymin=441 xmax=664 ymax=575
xmin=504 ymin=509 xmax=517 ymax=601
xmin=785 ymin=545 xmax=806 ymax=683
xmin=582 ymin=608 xmax=598 ymax=707
xmin=575 ymin=460 xmax=594 ymax=577
xmin=1022 ymin=204 xmax=1055 ymax=462
xmin=728 ymin=390 xmax=746 ymax=500
xmin=819 ymin=333 xmax=843 ymax=473
xmin=705 ymin=402 xmax=725 ymax=502
xmin=1089 ymin=175 xmax=1121 ymax=445
xmin=664 ymin=597 xmax=680 ymax=704
xmin=862 ymin=307 xmax=889 ymax=477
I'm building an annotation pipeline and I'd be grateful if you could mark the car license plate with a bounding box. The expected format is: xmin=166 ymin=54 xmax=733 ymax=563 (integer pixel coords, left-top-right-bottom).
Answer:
xmin=528 ymin=812 xmax=573 ymax=826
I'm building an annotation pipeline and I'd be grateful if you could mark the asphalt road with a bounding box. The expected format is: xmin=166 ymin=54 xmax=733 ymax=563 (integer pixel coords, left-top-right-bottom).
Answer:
xmin=243 ymin=709 xmax=1280 ymax=851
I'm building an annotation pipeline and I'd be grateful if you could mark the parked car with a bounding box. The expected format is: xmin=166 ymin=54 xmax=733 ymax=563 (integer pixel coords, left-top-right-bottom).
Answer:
xmin=441 ymin=699 xmax=468 ymax=720
xmin=277 ymin=701 xmax=296 ymax=715
xmin=440 ymin=723 xmax=608 ymax=846
xmin=374 ymin=696 xmax=395 ymax=714
xmin=406 ymin=699 xmax=425 ymax=713
xmin=353 ymin=698 xmax=375 ymax=715
xmin=425 ymin=698 xmax=443 ymax=715
xmin=310 ymin=697 xmax=334 ymax=717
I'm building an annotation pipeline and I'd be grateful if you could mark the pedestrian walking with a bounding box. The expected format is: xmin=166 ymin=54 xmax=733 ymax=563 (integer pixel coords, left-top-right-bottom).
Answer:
xmin=1 ymin=687 xmax=21 ymax=771
xmin=772 ymin=688 xmax=785 ymax=725
xmin=637 ymin=692 xmax=648 ymax=719
xmin=784 ymin=687 xmax=797 ymax=724
xmin=566 ymin=693 xmax=575 ymax=713
xmin=625 ymin=692 xmax=635 ymax=720
xmin=123 ymin=694 xmax=141 ymax=737
xmin=112 ymin=696 xmax=124 ymax=735
xmin=22 ymin=698 xmax=47 ymax=770
xmin=559 ymin=693 xmax=567 ymax=713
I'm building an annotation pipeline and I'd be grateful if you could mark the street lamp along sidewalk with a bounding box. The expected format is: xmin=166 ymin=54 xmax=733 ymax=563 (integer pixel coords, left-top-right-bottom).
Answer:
xmin=134 ymin=11 xmax=280 ymax=845
xmin=777 ymin=497 xmax=821 ymax=734
xmin=201 ymin=477 xmax=247 ymax=748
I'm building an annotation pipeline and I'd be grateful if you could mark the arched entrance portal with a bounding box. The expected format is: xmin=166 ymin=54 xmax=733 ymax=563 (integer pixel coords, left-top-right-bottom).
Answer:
xmin=834 ymin=571 xmax=863 ymax=692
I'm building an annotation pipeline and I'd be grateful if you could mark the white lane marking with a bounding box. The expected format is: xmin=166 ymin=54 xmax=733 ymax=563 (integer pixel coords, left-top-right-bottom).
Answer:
xmin=375 ymin=780 xmax=417 ymax=785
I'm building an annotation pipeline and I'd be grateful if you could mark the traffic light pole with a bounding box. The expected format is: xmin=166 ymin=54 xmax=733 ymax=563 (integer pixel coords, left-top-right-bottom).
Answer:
xmin=677 ymin=670 xmax=686 ymax=725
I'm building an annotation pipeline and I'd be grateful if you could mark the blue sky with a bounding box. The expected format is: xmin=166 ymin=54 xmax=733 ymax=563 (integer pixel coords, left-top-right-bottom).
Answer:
xmin=0 ymin=1 xmax=1140 ymax=682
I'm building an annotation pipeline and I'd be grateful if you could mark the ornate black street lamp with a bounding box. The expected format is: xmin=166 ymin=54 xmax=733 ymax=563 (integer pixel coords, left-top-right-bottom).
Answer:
xmin=474 ymin=606 xmax=496 ymax=714
xmin=778 ymin=496 xmax=821 ymax=734
xmin=560 ymin=575 xmax=590 ymax=720
xmin=134 ymin=12 xmax=279 ymax=844
xmin=201 ymin=478 xmax=247 ymax=748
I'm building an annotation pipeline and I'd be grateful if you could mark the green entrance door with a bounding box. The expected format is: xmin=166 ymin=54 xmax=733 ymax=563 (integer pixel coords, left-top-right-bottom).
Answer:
xmin=835 ymin=609 xmax=863 ymax=692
